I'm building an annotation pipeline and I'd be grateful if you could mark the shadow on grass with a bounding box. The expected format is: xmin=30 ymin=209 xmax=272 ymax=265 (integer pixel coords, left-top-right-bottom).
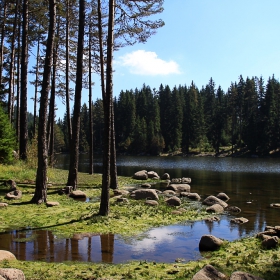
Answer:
xmin=0 ymin=209 xmax=100 ymax=234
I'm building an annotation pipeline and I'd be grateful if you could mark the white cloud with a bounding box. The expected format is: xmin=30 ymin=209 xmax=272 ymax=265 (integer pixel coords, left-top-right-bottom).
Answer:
xmin=117 ymin=50 xmax=181 ymax=76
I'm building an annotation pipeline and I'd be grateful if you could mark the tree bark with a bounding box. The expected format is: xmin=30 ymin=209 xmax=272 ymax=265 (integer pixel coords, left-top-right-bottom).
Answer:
xmin=19 ymin=0 xmax=29 ymax=160
xmin=88 ymin=22 xmax=94 ymax=175
xmin=67 ymin=0 xmax=85 ymax=190
xmin=65 ymin=0 xmax=72 ymax=143
xmin=31 ymin=0 xmax=56 ymax=204
xmin=97 ymin=0 xmax=118 ymax=190
xmin=99 ymin=0 xmax=115 ymax=216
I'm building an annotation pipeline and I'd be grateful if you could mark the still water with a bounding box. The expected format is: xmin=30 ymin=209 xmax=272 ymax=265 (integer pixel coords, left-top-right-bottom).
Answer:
xmin=1 ymin=155 xmax=280 ymax=263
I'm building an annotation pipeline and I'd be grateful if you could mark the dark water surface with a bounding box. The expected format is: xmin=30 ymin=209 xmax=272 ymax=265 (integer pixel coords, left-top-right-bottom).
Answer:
xmin=1 ymin=155 xmax=280 ymax=263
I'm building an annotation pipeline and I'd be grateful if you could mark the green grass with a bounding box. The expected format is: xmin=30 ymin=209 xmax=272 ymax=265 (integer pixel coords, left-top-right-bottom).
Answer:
xmin=0 ymin=163 xmax=280 ymax=279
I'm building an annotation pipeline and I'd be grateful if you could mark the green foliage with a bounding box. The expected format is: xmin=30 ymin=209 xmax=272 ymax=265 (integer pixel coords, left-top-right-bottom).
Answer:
xmin=0 ymin=105 xmax=16 ymax=163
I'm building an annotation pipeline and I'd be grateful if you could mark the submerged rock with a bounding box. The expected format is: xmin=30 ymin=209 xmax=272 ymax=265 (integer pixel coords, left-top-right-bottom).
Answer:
xmin=216 ymin=192 xmax=230 ymax=201
xmin=206 ymin=204 xmax=224 ymax=214
xmin=203 ymin=195 xmax=228 ymax=208
xmin=230 ymin=217 xmax=249 ymax=224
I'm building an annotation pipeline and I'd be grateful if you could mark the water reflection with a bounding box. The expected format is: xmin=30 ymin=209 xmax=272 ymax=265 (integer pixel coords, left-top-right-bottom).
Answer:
xmin=0 ymin=217 xmax=260 ymax=264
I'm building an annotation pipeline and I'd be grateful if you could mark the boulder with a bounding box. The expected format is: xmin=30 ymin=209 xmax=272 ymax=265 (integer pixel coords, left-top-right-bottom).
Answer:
xmin=206 ymin=204 xmax=224 ymax=214
xmin=230 ymin=271 xmax=264 ymax=280
xmin=5 ymin=179 xmax=17 ymax=191
xmin=0 ymin=203 xmax=8 ymax=207
xmin=132 ymin=189 xmax=159 ymax=200
xmin=46 ymin=201 xmax=60 ymax=207
xmin=216 ymin=192 xmax=230 ymax=201
xmin=0 ymin=268 xmax=25 ymax=280
xmin=163 ymin=190 xmax=176 ymax=196
xmin=140 ymin=183 xmax=151 ymax=189
xmin=113 ymin=189 xmax=130 ymax=196
xmin=191 ymin=264 xmax=227 ymax=280
xmin=161 ymin=173 xmax=170 ymax=180
xmin=133 ymin=170 xmax=148 ymax=180
xmin=5 ymin=190 xmax=22 ymax=200
xmin=0 ymin=250 xmax=17 ymax=261
xmin=225 ymin=206 xmax=241 ymax=213
xmin=182 ymin=177 xmax=191 ymax=184
xmin=256 ymin=230 xmax=277 ymax=239
xmin=167 ymin=184 xmax=191 ymax=193
xmin=230 ymin=217 xmax=249 ymax=224
xmin=69 ymin=190 xmax=87 ymax=198
xmin=147 ymin=171 xmax=160 ymax=179
xmin=165 ymin=196 xmax=181 ymax=206
xmin=145 ymin=200 xmax=159 ymax=206
xmin=203 ymin=195 xmax=228 ymax=208
xmin=199 ymin=235 xmax=224 ymax=251
xmin=262 ymin=236 xmax=279 ymax=249
xmin=205 ymin=216 xmax=221 ymax=222
xmin=181 ymin=192 xmax=201 ymax=200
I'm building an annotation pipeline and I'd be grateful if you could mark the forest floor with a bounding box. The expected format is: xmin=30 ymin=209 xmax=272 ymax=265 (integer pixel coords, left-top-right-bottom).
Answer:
xmin=0 ymin=164 xmax=279 ymax=279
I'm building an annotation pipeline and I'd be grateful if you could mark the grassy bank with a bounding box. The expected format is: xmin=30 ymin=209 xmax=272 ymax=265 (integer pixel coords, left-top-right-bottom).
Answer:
xmin=0 ymin=163 xmax=280 ymax=279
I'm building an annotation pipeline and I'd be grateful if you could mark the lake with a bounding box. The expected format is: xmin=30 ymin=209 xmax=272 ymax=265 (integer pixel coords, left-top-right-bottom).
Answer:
xmin=1 ymin=154 xmax=280 ymax=263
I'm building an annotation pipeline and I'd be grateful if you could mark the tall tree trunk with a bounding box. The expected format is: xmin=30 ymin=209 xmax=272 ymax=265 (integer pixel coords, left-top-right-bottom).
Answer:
xmin=19 ymin=0 xmax=29 ymax=160
xmin=16 ymin=16 xmax=21 ymax=144
xmin=47 ymin=16 xmax=60 ymax=166
xmin=97 ymin=0 xmax=118 ymax=190
xmin=67 ymin=0 xmax=85 ymax=190
xmin=109 ymin=102 xmax=118 ymax=189
xmin=8 ymin=1 xmax=18 ymax=123
xmin=31 ymin=0 xmax=56 ymax=204
xmin=65 ymin=0 xmax=72 ymax=143
xmin=88 ymin=25 xmax=93 ymax=175
xmin=0 ymin=0 xmax=7 ymax=86
xmin=33 ymin=36 xmax=41 ymax=137
xmin=99 ymin=0 xmax=115 ymax=216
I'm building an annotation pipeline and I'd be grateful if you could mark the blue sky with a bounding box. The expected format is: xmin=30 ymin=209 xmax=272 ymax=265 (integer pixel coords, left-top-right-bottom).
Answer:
xmin=31 ymin=0 xmax=280 ymax=120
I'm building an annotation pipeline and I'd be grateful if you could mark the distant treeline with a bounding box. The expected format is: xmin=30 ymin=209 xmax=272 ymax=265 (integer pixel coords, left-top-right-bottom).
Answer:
xmin=54 ymin=75 xmax=280 ymax=155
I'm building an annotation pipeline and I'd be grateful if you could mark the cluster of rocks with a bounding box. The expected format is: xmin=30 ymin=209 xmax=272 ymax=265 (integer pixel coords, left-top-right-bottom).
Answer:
xmin=0 ymin=250 xmax=25 ymax=279
xmin=256 ymin=225 xmax=280 ymax=249
xmin=192 ymin=264 xmax=264 ymax=280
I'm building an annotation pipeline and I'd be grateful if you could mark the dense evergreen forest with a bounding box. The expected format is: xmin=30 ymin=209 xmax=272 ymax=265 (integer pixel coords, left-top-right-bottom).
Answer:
xmin=54 ymin=75 xmax=280 ymax=156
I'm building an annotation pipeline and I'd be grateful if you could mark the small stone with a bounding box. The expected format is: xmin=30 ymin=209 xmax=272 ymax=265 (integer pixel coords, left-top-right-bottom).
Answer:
xmin=69 ymin=190 xmax=87 ymax=198
xmin=0 ymin=203 xmax=8 ymax=207
xmin=230 ymin=217 xmax=249 ymax=224
xmin=46 ymin=201 xmax=60 ymax=207
xmin=145 ymin=200 xmax=158 ymax=206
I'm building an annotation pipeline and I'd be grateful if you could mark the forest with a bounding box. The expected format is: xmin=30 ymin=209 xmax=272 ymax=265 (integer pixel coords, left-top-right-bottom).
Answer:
xmin=55 ymin=75 xmax=280 ymax=156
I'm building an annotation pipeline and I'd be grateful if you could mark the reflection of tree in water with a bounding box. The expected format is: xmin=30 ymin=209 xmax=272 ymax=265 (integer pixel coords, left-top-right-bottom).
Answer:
xmin=100 ymin=233 xmax=114 ymax=263
xmin=205 ymin=220 xmax=214 ymax=233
